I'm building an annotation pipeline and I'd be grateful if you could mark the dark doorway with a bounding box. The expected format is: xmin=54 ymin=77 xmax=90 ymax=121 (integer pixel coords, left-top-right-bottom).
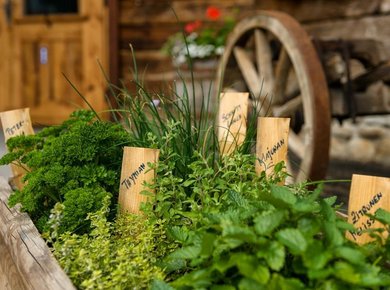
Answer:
xmin=25 ymin=0 xmax=78 ymax=15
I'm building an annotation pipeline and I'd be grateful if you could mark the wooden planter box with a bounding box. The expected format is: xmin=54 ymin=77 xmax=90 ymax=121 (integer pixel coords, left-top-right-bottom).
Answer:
xmin=0 ymin=177 xmax=75 ymax=290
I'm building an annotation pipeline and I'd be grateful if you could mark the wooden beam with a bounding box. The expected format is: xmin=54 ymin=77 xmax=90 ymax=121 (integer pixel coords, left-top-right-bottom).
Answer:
xmin=0 ymin=177 xmax=75 ymax=290
xmin=109 ymin=0 xmax=119 ymax=85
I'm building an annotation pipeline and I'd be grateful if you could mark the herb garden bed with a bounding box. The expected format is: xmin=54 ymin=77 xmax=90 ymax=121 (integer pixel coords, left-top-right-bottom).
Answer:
xmin=0 ymin=74 xmax=389 ymax=289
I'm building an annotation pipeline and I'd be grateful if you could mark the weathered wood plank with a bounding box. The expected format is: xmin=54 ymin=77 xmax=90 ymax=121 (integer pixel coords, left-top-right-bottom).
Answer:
xmin=118 ymin=0 xmax=383 ymax=26
xmin=254 ymin=0 xmax=382 ymax=22
xmin=119 ymin=0 xmax=253 ymax=24
xmin=305 ymin=14 xmax=390 ymax=50
xmin=0 ymin=235 xmax=26 ymax=290
xmin=0 ymin=177 xmax=75 ymax=290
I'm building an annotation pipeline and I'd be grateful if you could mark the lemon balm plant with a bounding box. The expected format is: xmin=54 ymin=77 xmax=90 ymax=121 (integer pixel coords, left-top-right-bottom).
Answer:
xmin=162 ymin=6 xmax=236 ymax=66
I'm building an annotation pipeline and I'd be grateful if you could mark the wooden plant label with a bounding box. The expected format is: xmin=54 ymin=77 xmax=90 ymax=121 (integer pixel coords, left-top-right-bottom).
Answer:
xmin=347 ymin=174 xmax=389 ymax=244
xmin=119 ymin=147 xmax=160 ymax=214
xmin=255 ymin=117 xmax=290 ymax=179
xmin=0 ymin=108 xmax=34 ymax=189
xmin=217 ymin=92 xmax=249 ymax=155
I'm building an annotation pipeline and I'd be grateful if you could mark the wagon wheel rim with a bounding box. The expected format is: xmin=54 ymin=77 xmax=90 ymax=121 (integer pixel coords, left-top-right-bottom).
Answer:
xmin=215 ymin=11 xmax=331 ymax=182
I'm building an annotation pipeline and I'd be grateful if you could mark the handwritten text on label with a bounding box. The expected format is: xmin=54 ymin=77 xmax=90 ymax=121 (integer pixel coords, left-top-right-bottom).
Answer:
xmin=348 ymin=192 xmax=383 ymax=241
xmin=351 ymin=192 xmax=383 ymax=224
xmin=258 ymin=138 xmax=285 ymax=168
xmin=222 ymin=105 xmax=242 ymax=126
xmin=5 ymin=120 xmax=25 ymax=136
xmin=121 ymin=163 xmax=146 ymax=189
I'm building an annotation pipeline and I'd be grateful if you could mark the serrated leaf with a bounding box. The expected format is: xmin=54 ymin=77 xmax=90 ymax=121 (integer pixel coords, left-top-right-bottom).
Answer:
xmin=335 ymin=220 xmax=355 ymax=232
xmin=334 ymin=246 xmax=365 ymax=265
xmin=303 ymin=241 xmax=331 ymax=270
xmin=167 ymin=226 xmax=189 ymax=243
xmin=270 ymin=185 xmax=297 ymax=206
xmin=324 ymin=196 xmax=337 ymax=206
xmin=159 ymin=258 xmax=186 ymax=273
xmin=168 ymin=245 xmax=201 ymax=260
xmin=276 ymin=228 xmax=307 ymax=254
xmin=213 ymin=257 xmax=235 ymax=273
xmin=307 ymin=268 xmax=333 ymax=280
xmin=222 ymin=225 xmax=257 ymax=243
xmin=321 ymin=199 xmax=336 ymax=222
xmin=238 ymin=278 xmax=265 ymax=290
xmin=293 ymin=199 xmax=319 ymax=213
xmin=251 ymin=265 xmax=270 ymax=284
xmin=323 ymin=222 xmax=343 ymax=247
xmin=268 ymin=273 xmax=305 ymax=290
xmin=254 ymin=210 xmax=285 ymax=236
xmin=183 ymin=179 xmax=196 ymax=187
xmin=171 ymin=268 xmax=212 ymax=288
xmin=227 ymin=189 xmax=249 ymax=207
xmin=374 ymin=208 xmax=390 ymax=225
xmin=258 ymin=241 xmax=285 ymax=271
xmin=211 ymin=285 xmax=236 ymax=290
xmin=200 ymin=232 xmax=216 ymax=256
xmin=151 ymin=279 xmax=175 ymax=290
xmin=333 ymin=261 xmax=361 ymax=284
xmin=298 ymin=217 xmax=321 ymax=238
xmin=361 ymin=273 xmax=390 ymax=287
xmin=235 ymin=254 xmax=270 ymax=285
xmin=317 ymin=279 xmax=342 ymax=290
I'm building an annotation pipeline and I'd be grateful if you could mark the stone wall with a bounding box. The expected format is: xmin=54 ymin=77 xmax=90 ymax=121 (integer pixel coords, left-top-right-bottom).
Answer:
xmin=331 ymin=116 xmax=390 ymax=166
xmin=302 ymin=4 xmax=390 ymax=167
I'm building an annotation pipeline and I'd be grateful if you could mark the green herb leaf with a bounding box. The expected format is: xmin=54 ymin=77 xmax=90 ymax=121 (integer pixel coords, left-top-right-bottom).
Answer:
xmin=257 ymin=241 xmax=285 ymax=271
xmin=276 ymin=228 xmax=307 ymax=254
xmin=374 ymin=208 xmax=390 ymax=225
xmin=254 ymin=210 xmax=285 ymax=236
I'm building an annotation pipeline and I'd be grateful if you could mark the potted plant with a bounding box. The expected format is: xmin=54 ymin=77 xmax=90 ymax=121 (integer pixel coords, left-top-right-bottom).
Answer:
xmin=162 ymin=6 xmax=235 ymax=68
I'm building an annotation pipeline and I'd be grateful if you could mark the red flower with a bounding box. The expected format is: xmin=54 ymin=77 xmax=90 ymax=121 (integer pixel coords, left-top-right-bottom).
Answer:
xmin=206 ymin=6 xmax=221 ymax=20
xmin=185 ymin=20 xmax=202 ymax=33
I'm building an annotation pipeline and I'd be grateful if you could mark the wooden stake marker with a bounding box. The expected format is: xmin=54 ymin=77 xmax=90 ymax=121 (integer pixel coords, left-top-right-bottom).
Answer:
xmin=0 ymin=108 xmax=34 ymax=189
xmin=347 ymin=174 xmax=389 ymax=244
xmin=217 ymin=92 xmax=249 ymax=155
xmin=119 ymin=147 xmax=159 ymax=214
xmin=256 ymin=117 xmax=290 ymax=179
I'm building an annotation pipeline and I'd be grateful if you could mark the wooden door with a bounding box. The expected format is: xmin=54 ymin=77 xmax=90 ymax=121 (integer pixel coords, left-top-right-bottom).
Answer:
xmin=0 ymin=0 xmax=108 ymax=125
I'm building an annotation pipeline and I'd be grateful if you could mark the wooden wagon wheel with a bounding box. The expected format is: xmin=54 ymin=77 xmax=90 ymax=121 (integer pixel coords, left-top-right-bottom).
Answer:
xmin=215 ymin=11 xmax=331 ymax=182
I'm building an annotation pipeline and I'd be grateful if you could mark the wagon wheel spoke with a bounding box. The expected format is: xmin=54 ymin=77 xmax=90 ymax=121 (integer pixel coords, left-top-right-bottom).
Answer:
xmin=288 ymin=131 xmax=305 ymax=159
xmin=233 ymin=46 xmax=261 ymax=95
xmin=274 ymin=48 xmax=291 ymax=105
xmin=233 ymin=46 xmax=271 ymax=114
xmin=285 ymin=160 xmax=295 ymax=184
xmin=273 ymin=95 xmax=302 ymax=117
xmin=254 ymin=29 xmax=274 ymax=97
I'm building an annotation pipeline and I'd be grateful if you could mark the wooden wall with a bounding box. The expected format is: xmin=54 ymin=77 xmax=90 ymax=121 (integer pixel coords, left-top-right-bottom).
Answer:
xmin=116 ymin=0 xmax=389 ymax=91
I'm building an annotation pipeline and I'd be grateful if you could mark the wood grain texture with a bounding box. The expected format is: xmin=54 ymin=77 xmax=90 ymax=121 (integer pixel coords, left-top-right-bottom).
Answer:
xmin=256 ymin=117 xmax=290 ymax=180
xmin=0 ymin=177 xmax=75 ymax=290
xmin=119 ymin=147 xmax=159 ymax=214
xmin=347 ymin=174 xmax=390 ymax=244
xmin=0 ymin=108 xmax=35 ymax=189
xmin=218 ymin=92 xmax=249 ymax=155
xmin=0 ymin=235 xmax=26 ymax=290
